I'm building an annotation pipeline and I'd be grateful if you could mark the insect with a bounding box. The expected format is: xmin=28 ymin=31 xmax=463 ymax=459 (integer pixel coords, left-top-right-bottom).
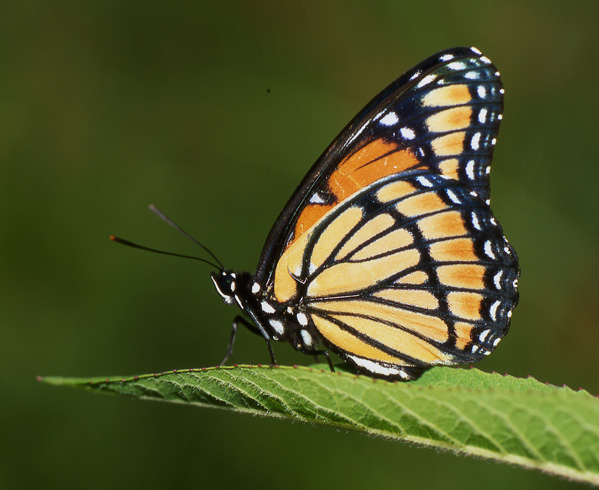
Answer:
xmin=113 ymin=47 xmax=519 ymax=381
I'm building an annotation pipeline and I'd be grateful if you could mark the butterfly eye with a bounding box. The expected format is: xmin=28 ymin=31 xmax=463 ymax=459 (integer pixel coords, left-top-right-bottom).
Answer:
xmin=211 ymin=272 xmax=236 ymax=305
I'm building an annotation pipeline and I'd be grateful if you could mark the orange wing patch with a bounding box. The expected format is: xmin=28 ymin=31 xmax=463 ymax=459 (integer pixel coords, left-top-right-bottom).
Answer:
xmin=290 ymin=139 xmax=419 ymax=250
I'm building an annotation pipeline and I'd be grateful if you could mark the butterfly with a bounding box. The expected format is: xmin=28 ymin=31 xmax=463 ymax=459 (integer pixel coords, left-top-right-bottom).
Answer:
xmin=114 ymin=47 xmax=520 ymax=381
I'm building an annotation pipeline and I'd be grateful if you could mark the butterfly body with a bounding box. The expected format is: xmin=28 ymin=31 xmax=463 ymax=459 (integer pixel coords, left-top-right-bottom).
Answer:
xmin=210 ymin=46 xmax=519 ymax=381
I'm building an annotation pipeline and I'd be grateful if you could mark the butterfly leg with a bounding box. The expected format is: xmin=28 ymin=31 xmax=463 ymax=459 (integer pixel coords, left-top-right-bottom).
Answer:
xmin=308 ymin=350 xmax=335 ymax=372
xmin=219 ymin=315 xmax=277 ymax=367
xmin=219 ymin=315 xmax=258 ymax=366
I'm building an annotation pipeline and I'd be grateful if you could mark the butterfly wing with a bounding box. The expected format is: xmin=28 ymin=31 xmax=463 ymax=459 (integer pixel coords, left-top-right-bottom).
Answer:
xmin=272 ymin=171 xmax=519 ymax=380
xmin=256 ymin=47 xmax=504 ymax=285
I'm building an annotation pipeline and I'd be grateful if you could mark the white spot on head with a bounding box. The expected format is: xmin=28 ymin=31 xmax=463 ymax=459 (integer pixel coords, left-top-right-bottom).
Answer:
xmin=417 ymin=74 xmax=437 ymax=88
xmin=400 ymin=127 xmax=416 ymax=140
xmin=484 ymin=240 xmax=496 ymax=259
xmin=300 ymin=330 xmax=313 ymax=348
xmin=490 ymin=300 xmax=501 ymax=322
xmin=478 ymin=108 xmax=488 ymax=124
xmin=480 ymin=56 xmax=492 ymax=64
xmin=465 ymin=71 xmax=479 ymax=80
xmin=230 ymin=280 xmax=236 ymax=292
xmin=380 ymin=112 xmax=399 ymax=126
xmin=440 ymin=54 xmax=454 ymax=61
xmin=479 ymin=329 xmax=490 ymax=342
xmin=417 ymin=176 xmax=433 ymax=187
xmin=296 ymin=312 xmax=308 ymax=326
xmin=477 ymin=85 xmax=487 ymax=98
xmin=251 ymin=282 xmax=260 ymax=294
xmin=471 ymin=132 xmax=481 ymax=150
xmin=446 ymin=189 xmax=461 ymax=204
xmin=269 ymin=319 xmax=285 ymax=336
xmin=471 ymin=212 xmax=481 ymax=231
xmin=466 ymin=160 xmax=475 ymax=180
xmin=261 ymin=301 xmax=276 ymax=314
xmin=470 ymin=47 xmax=482 ymax=54
xmin=231 ymin=272 xmax=237 ymax=278
xmin=493 ymin=271 xmax=503 ymax=289
xmin=347 ymin=355 xmax=404 ymax=377
xmin=447 ymin=61 xmax=467 ymax=71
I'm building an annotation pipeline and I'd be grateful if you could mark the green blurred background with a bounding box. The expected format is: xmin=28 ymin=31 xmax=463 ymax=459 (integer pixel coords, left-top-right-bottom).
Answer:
xmin=3 ymin=1 xmax=598 ymax=489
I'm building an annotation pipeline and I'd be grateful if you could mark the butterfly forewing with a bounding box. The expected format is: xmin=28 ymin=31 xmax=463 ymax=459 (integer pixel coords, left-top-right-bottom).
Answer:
xmin=256 ymin=47 xmax=504 ymax=285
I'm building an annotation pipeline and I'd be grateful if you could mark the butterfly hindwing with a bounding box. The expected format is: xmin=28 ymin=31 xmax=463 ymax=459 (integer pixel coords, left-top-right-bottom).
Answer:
xmin=256 ymin=47 xmax=504 ymax=285
xmin=271 ymin=171 xmax=518 ymax=379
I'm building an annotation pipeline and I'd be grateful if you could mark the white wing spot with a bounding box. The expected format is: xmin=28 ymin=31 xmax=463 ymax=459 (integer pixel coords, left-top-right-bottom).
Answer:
xmin=269 ymin=319 xmax=285 ymax=336
xmin=471 ymin=212 xmax=481 ymax=231
xmin=493 ymin=337 xmax=501 ymax=347
xmin=446 ymin=189 xmax=461 ymax=204
xmin=348 ymin=355 xmax=404 ymax=377
xmin=466 ymin=160 xmax=475 ymax=180
xmin=478 ymin=108 xmax=488 ymax=124
xmin=480 ymin=56 xmax=492 ymax=64
xmin=499 ymin=88 xmax=505 ymax=95
xmin=477 ymin=85 xmax=487 ymax=98
xmin=498 ymin=114 xmax=503 ymax=120
xmin=490 ymin=217 xmax=497 ymax=226
xmin=470 ymin=47 xmax=482 ymax=54
xmin=417 ymin=176 xmax=433 ymax=187
xmin=447 ymin=61 xmax=467 ymax=71
xmin=300 ymin=330 xmax=313 ymax=348
xmin=296 ymin=312 xmax=309 ymax=326
xmin=400 ymin=127 xmax=416 ymax=140
xmin=471 ymin=345 xmax=479 ymax=354
xmin=491 ymin=138 xmax=497 ymax=145
xmin=417 ymin=74 xmax=437 ymax=88
xmin=309 ymin=193 xmax=326 ymax=204
xmin=479 ymin=329 xmax=490 ymax=342
xmin=409 ymin=70 xmax=421 ymax=81
xmin=440 ymin=54 xmax=455 ymax=61
xmin=261 ymin=301 xmax=276 ymax=314
xmin=465 ymin=71 xmax=479 ymax=80
xmin=471 ymin=132 xmax=481 ymax=150
xmin=380 ymin=112 xmax=399 ymax=126
xmin=490 ymin=300 xmax=501 ymax=321
xmin=507 ymin=309 xmax=513 ymax=319
xmin=486 ymin=166 xmax=491 ymax=175
xmin=493 ymin=271 xmax=503 ymax=289
xmin=484 ymin=240 xmax=496 ymax=259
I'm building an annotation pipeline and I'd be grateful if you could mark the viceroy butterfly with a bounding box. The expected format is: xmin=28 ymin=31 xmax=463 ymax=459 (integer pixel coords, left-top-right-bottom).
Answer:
xmin=114 ymin=47 xmax=519 ymax=381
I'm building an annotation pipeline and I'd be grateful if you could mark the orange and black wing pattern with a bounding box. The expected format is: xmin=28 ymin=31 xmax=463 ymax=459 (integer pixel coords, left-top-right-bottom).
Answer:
xmin=256 ymin=47 xmax=518 ymax=380
xmin=256 ymin=47 xmax=504 ymax=285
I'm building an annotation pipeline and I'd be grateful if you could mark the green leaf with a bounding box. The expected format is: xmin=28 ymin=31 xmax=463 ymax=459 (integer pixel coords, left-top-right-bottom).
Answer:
xmin=40 ymin=365 xmax=599 ymax=485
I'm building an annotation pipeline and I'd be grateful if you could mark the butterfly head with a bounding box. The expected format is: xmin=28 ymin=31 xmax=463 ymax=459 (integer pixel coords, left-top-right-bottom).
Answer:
xmin=210 ymin=270 xmax=238 ymax=306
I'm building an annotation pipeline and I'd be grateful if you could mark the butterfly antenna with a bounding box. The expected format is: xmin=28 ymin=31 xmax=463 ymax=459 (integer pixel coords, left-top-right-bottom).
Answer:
xmin=110 ymin=235 xmax=221 ymax=270
xmin=148 ymin=204 xmax=225 ymax=270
